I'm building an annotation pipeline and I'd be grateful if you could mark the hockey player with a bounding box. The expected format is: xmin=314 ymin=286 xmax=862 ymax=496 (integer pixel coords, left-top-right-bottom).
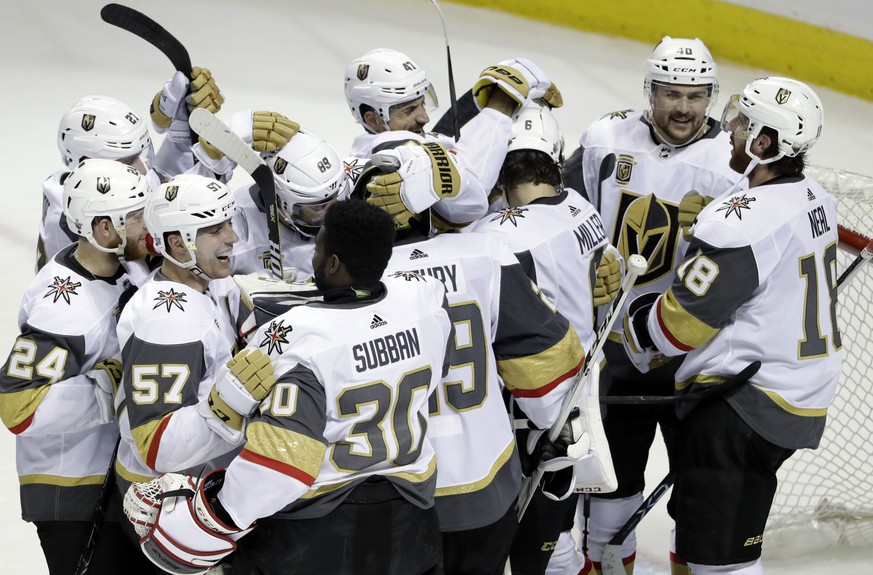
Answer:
xmin=561 ymin=36 xmax=741 ymax=573
xmin=122 ymin=200 xmax=454 ymax=575
xmin=622 ymin=76 xmax=839 ymax=575
xmin=229 ymin=125 xmax=350 ymax=280
xmin=344 ymin=48 xmax=562 ymax=229
xmin=39 ymin=95 xmax=156 ymax=271
xmin=0 ymin=159 xmax=154 ymax=574
xmin=360 ymin=152 xmax=589 ymax=573
xmin=471 ymin=104 xmax=620 ymax=574
xmin=113 ymin=174 xmax=271 ymax=527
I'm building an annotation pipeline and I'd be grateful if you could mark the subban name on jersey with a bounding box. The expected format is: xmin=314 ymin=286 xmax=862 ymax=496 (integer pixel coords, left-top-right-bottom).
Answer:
xmin=353 ymin=328 xmax=422 ymax=372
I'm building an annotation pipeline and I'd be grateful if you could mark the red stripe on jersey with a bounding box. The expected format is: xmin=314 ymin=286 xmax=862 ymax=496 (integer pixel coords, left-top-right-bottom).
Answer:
xmin=239 ymin=449 xmax=316 ymax=486
xmin=656 ymin=298 xmax=694 ymax=352
xmin=9 ymin=413 xmax=34 ymax=435
xmin=146 ymin=416 xmax=172 ymax=470
xmin=511 ymin=356 xmax=584 ymax=398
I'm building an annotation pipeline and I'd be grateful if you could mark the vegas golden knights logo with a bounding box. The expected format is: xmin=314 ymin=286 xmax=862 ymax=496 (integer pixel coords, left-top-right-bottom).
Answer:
xmin=617 ymin=194 xmax=679 ymax=286
xmin=273 ymin=157 xmax=288 ymax=175
xmin=357 ymin=64 xmax=370 ymax=81
xmin=775 ymin=88 xmax=791 ymax=105
xmin=164 ymin=185 xmax=179 ymax=202
xmin=615 ymin=154 xmax=635 ymax=186
xmin=96 ymin=176 xmax=111 ymax=194
xmin=81 ymin=114 xmax=95 ymax=131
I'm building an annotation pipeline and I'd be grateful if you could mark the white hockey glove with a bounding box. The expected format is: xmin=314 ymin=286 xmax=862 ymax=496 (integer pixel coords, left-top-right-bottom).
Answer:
xmin=366 ymin=141 xmax=461 ymax=231
xmin=88 ymin=358 xmax=122 ymax=424
xmin=472 ymin=58 xmax=560 ymax=117
xmin=621 ymin=292 xmax=666 ymax=374
xmin=202 ymin=348 xmax=276 ymax=443
xmin=678 ymin=190 xmax=714 ymax=241
xmin=233 ymin=273 xmax=322 ymax=343
xmin=593 ymin=248 xmax=623 ymax=307
xmin=124 ymin=471 xmax=251 ymax=575
xmin=571 ymin=361 xmax=617 ymax=494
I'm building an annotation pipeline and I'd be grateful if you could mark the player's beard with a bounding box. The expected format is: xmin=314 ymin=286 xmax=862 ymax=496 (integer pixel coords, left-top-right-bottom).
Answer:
xmin=313 ymin=256 xmax=330 ymax=292
xmin=123 ymin=237 xmax=148 ymax=262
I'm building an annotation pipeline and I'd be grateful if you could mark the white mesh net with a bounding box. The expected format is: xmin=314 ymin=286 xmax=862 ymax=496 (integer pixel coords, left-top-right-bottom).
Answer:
xmin=764 ymin=165 xmax=873 ymax=559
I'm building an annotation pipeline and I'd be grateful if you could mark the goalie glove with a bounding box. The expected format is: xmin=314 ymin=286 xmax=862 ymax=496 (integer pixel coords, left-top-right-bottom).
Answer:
xmin=124 ymin=471 xmax=251 ymax=575
xmin=517 ymin=409 xmax=590 ymax=501
xmin=88 ymin=358 xmax=123 ymax=424
xmin=201 ymin=348 xmax=276 ymax=443
xmin=678 ymin=190 xmax=713 ymax=241
xmin=593 ymin=248 xmax=623 ymax=307
xmin=472 ymin=58 xmax=557 ymax=118
xmin=366 ymin=141 xmax=461 ymax=230
xmin=621 ymin=292 xmax=667 ymax=374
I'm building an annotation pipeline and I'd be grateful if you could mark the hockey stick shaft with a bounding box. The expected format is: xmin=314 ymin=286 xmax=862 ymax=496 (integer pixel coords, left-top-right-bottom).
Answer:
xmin=517 ymin=254 xmax=648 ymax=520
xmin=600 ymin=360 xmax=761 ymax=405
xmin=429 ymin=0 xmax=460 ymax=141
xmin=836 ymin=238 xmax=873 ymax=295
xmin=600 ymin=472 xmax=674 ymax=575
xmin=189 ymin=108 xmax=284 ymax=279
xmin=74 ymin=438 xmax=120 ymax=575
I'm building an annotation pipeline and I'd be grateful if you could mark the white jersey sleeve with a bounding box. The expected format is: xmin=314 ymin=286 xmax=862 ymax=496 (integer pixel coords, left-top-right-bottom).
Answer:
xmin=37 ymin=171 xmax=77 ymax=271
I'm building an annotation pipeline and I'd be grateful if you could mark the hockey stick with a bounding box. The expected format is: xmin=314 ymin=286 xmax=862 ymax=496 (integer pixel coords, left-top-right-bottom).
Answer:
xmin=836 ymin=237 xmax=873 ymax=295
xmin=517 ymin=254 xmax=648 ymax=520
xmin=601 ymin=360 xmax=761 ymax=405
xmin=600 ymin=472 xmax=674 ymax=575
xmin=74 ymin=438 xmax=120 ymax=575
xmin=189 ymin=108 xmax=284 ymax=279
xmin=100 ymin=3 xmax=198 ymax=146
xmin=429 ymin=0 xmax=460 ymax=141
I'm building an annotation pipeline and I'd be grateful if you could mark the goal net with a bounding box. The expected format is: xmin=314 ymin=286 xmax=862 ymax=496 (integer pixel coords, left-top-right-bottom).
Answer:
xmin=763 ymin=165 xmax=873 ymax=559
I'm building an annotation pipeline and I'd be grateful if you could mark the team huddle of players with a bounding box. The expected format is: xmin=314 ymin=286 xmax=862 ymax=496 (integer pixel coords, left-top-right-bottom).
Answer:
xmin=0 ymin=31 xmax=842 ymax=575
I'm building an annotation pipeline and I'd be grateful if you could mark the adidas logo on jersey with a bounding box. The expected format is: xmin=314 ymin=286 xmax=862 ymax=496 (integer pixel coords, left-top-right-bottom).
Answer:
xmin=409 ymin=249 xmax=428 ymax=260
xmin=569 ymin=205 xmax=581 ymax=217
xmin=807 ymin=188 xmax=816 ymax=201
xmin=371 ymin=314 xmax=388 ymax=329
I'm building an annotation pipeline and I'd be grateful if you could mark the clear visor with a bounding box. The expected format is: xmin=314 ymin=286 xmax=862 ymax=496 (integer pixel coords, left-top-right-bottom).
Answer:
xmin=288 ymin=193 xmax=339 ymax=231
xmin=719 ymin=94 xmax=753 ymax=139
xmin=386 ymin=86 xmax=439 ymax=122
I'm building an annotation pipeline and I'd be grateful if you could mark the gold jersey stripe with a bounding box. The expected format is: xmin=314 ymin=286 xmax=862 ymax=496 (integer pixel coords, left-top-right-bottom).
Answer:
xmin=19 ymin=473 xmax=106 ymax=487
xmin=435 ymin=440 xmax=515 ymax=496
xmin=0 ymin=385 xmax=50 ymax=431
xmin=115 ymin=460 xmax=156 ymax=484
xmin=299 ymin=456 xmax=438 ymax=500
xmin=245 ymin=421 xmax=325 ymax=480
xmin=753 ymin=385 xmax=829 ymax=417
xmin=130 ymin=417 xmax=166 ymax=469
xmin=657 ymin=289 xmax=718 ymax=351
xmin=499 ymin=327 xmax=584 ymax=396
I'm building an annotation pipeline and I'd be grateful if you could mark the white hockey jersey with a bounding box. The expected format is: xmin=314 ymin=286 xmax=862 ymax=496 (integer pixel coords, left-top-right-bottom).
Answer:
xmin=229 ymin=184 xmax=318 ymax=279
xmin=217 ymin=275 xmax=453 ymax=530
xmin=385 ymin=232 xmax=585 ymax=530
xmin=470 ymin=190 xmax=608 ymax=351
xmin=0 ymin=246 xmax=134 ymax=521
xmin=347 ymin=108 xmax=512 ymax=225
xmin=566 ymin=112 xmax=740 ymax=311
xmin=647 ymin=174 xmax=843 ymax=449
xmin=114 ymin=272 xmax=242 ymax=490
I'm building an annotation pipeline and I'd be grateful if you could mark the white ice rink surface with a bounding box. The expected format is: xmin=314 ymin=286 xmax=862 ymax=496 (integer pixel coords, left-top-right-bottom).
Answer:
xmin=2 ymin=1 xmax=872 ymax=573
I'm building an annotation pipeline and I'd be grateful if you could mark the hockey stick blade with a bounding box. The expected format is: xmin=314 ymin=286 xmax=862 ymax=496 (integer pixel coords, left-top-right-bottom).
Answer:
xmin=601 ymin=472 xmax=675 ymax=575
xmin=100 ymin=4 xmax=192 ymax=74
xmin=189 ymin=109 xmax=284 ymax=279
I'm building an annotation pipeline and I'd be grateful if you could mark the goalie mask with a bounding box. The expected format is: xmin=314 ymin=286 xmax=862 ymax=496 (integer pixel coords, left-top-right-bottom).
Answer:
xmin=344 ymin=48 xmax=438 ymax=133
xmin=145 ymin=174 xmax=237 ymax=277
xmin=644 ymin=36 xmax=719 ymax=146
xmin=262 ymin=128 xmax=349 ymax=238
xmin=720 ymin=76 xmax=823 ymax=164
xmin=63 ymin=158 xmax=149 ymax=258
xmin=57 ymin=95 xmax=154 ymax=172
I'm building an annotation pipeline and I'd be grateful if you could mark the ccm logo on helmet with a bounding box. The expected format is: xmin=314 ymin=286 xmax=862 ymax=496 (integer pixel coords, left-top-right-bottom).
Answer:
xmin=671 ymin=67 xmax=699 ymax=73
